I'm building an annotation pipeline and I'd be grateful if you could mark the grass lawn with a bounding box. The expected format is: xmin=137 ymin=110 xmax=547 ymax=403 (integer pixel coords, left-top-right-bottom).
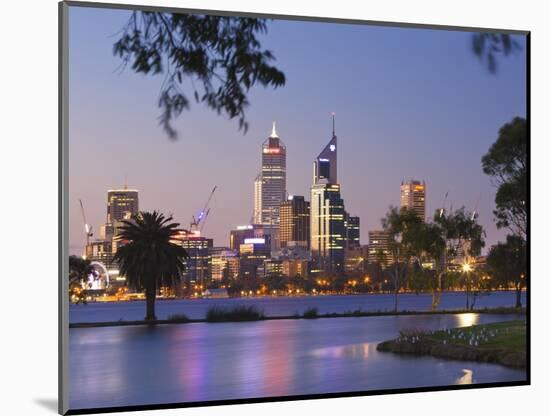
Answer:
xmin=428 ymin=320 xmax=526 ymax=352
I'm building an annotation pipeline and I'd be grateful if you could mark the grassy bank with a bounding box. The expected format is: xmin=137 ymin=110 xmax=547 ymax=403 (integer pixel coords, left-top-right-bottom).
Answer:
xmin=377 ymin=320 xmax=526 ymax=368
xmin=69 ymin=306 xmax=525 ymax=328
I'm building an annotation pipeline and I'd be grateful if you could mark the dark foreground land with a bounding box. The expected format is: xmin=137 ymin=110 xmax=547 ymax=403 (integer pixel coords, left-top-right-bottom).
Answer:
xmin=377 ymin=320 xmax=527 ymax=368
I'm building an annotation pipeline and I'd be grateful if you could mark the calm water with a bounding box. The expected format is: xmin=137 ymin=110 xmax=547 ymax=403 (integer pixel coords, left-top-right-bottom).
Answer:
xmin=69 ymin=313 xmax=526 ymax=410
xmin=70 ymin=291 xmax=526 ymax=323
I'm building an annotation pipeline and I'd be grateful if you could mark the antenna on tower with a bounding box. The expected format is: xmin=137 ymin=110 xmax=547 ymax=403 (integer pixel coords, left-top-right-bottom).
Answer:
xmin=331 ymin=112 xmax=336 ymax=137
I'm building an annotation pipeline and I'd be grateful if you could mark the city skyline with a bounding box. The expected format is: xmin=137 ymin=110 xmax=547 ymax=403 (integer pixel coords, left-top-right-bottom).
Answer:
xmin=68 ymin=7 xmax=527 ymax=255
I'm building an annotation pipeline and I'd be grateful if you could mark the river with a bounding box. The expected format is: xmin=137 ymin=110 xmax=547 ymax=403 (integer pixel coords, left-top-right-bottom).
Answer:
xmin=69 ymin=291 xmax=526 ymax=323
xmin=69 ymin=312 xmax=526 ymax=410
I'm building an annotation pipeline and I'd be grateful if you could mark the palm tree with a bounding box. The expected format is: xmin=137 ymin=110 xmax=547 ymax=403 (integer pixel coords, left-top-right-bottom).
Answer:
xmin=113 ymin=211 xmax=188 ymax=321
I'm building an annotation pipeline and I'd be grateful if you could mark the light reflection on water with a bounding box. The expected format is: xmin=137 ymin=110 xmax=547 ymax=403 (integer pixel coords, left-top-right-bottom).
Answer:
xmin=457 ymin=313 xmax=480 ymax=328
xmin=69 ymin=313 xmax=526 ymax=410
xmin=456 ymin=369 xmax=474 ymax=385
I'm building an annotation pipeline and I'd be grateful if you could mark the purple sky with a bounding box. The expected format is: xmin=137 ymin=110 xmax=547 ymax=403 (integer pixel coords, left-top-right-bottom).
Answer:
xmin=68 ymin=5 xmax=527 ymax=255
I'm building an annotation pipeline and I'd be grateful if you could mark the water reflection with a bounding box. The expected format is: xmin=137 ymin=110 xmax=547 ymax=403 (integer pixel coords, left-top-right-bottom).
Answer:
xmin=456 ymin=313 xmax=480 ymax=328
xmin=70 ymin=314 xmax=526 ymax=410
xmin=456 ymin=369 xmax=474 ymax=384
xmin=311 ymin=343 xmax=370 ymax=359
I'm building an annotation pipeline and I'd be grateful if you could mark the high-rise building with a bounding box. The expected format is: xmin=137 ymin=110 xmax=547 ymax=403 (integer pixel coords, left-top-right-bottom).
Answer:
xmin=253 ymin=173 xmax=262 ymax=225
xmin=229 ymin=224 xmax=280 ymax=253
xmin=280 ymin=195 xmax=310 ymax=248
xmin=181 ymin=233 xmax=213 ymax=285
xmin=209 ymin=247 xmax=240 ymax=281
xmin=310 ymin=115 xmax=346 ymax=273
xmin=344 ymin=213 xmax=360 ymax=249
xmin=107 ymin=186 xmax=139 ymax=223
xmin=400 ymin=179 xmax=426 ymax=220
xmin=367 ymin=230 xmax=393 ymax=268
xmin=254 ymin=122 xmax=287 ymax=225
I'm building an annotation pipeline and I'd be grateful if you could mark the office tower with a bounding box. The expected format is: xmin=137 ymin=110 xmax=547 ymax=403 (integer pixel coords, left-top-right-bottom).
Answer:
xmin=344 ymin=213 xmax=360 ymax=249
xmin=254 ymin=122 xmax=286 ymax=225
xmin=239 ymin=238 xmax=270 ymax=279
xmin=344 ymin=245 xmax=369 ymax=274
xmin=253 ymin=173 xmax=262 ymax=225
xmin=229 ymin=224 xmax=279 ymax=253
xmin=181 ymin=234 xmax=213 ymax=285
xmin=400 ymin=179 xmax=426 ymax=220
xmin=107 ymin=185 xmax=139 ymax=223
xmin=310 ymin=115 xmax=346 ymax=273
xmin=209 ymin=247 xmax=240 ymax=282
xmin=367 ymin=230 xmax=393 ymax=268
xmin=280 ymin=195 xmax=310 ymax=248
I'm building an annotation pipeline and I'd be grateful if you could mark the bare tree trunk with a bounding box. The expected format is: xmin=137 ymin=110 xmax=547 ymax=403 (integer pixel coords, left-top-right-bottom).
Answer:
xmin=515 ymin=282 xmax=522 ymax=308
xmin=431 ymin=272 xmax=443 ymax=310
xmin=393 ymin=264 xmax=399 ymax=313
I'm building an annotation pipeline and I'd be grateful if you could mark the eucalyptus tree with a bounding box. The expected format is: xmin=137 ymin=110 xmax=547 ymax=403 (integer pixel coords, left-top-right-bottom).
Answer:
xmin=381 ymin=206 xmax=424 ymax=312
xmin=114 ymin=12 xmax=286 ymax=139
xmin=433 ymin=207 xmax=485 ymax=309
xmin=482 ymin=117 xmax=527 ymax=240
xmin=487 ymin=235 xmax=527 ymax=308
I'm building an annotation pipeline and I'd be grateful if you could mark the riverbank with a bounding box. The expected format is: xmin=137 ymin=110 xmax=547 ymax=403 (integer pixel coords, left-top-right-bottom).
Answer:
xmin=376 ymin=320 xmax=526 ymax=368
xmin=69 ymin=306 xmax=526 ymax=328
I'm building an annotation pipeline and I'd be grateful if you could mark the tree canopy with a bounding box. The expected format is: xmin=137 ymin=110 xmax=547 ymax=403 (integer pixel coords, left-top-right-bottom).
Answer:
xmin=472 ymin=33 xmax=521 ymax=74
xmin=482 ymin=117 xmax=527 ymax=239
xmin=114 ymin=12 xmax=286 ymax=139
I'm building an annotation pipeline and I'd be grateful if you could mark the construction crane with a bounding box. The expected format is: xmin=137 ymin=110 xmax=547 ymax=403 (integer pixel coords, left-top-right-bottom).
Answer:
xmin=79 ymin=199 xmax=93 ymax=246
xmin=190 ymin=186 xmax=217 ymax=232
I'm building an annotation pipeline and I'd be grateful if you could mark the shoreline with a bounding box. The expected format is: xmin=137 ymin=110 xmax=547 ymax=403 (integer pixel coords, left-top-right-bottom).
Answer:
xmin=69 ymin=306 xmax=525 ymax=328
xmin=376 ymin=320 xmax=527 ymax=369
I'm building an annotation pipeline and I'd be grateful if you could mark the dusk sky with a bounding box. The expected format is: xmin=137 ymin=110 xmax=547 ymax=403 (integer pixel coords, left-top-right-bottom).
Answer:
xmin=68 ymin=5 xmax=527 ymax=255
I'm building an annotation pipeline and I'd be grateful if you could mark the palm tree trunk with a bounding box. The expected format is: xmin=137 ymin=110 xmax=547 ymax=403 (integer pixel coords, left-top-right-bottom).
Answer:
xmin=145 ymin=284 xmax=157 ymax=321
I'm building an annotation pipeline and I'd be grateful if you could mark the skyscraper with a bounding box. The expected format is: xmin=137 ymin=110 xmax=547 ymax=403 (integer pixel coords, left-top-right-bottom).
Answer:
xmin=254 ymin=122 xmax=286 ymax=225
xmin=344 ymin=213 xmax=360 ymax=249
xmin=310 ymin=115 xmax=346 ymax=273
xmin=280 ymin=195 xmax=310 ymax=248
xmin=400 ymin=179 xmax=426 ymax=220
xmin=107 ymin=186 xmax=139 ymax=223
xmin=368 ymin=230 xmax=393 ymax=268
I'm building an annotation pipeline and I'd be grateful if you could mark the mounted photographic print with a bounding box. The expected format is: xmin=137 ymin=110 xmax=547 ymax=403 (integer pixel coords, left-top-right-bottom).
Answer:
xmin=59 ymin=1 xmax=529 ymax=414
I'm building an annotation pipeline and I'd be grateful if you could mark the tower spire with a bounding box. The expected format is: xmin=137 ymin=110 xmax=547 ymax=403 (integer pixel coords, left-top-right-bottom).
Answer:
xmin=271 ymin=121 xmax=278 ymax=138
xmin=331 ymin=112 xmax=336 ymax=137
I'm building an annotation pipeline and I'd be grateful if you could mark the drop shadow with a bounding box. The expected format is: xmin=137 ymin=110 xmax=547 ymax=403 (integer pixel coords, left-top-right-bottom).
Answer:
xmin=34 ymin=398 xmax=58 ymax=413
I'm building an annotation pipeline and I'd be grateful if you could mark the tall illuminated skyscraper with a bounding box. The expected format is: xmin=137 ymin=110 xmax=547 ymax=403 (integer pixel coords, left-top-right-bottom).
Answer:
xmin=254 ymin=122 xmax=286 ymax=225
xmin=310 ymin=115 xmax=346 ymax=273
xmin=400 ymin=179 xmax=426 ymax=220
xmin=107 ymin=185 xmax=139 ymax=223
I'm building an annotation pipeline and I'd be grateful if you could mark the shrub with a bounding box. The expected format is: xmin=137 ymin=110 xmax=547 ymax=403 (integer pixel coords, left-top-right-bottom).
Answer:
xmin=206 ymin=305 xmax=264 ymax=322
xmin=166 ymin=313 xmax=190 ymax=322
xmin=302 ymin=307 xmax=319 ymax=319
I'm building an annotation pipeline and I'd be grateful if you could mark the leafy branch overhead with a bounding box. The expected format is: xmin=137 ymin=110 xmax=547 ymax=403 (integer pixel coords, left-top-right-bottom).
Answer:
xmin=472 ymin=33 xmax=520 ymax=74
xmin=113 ymin=12 xmax=286 ymax=139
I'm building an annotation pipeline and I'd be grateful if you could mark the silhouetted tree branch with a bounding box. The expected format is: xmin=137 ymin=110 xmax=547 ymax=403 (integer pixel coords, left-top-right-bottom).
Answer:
xmin=114 ymin=12 xmax=286 ymax=139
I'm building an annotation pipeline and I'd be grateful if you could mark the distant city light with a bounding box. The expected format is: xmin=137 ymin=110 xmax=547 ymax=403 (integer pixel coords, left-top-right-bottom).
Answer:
xmin=244 ymin=238 xmax=266 ymax=244
xmin=236 ymin=225 xmax=253 ymax=230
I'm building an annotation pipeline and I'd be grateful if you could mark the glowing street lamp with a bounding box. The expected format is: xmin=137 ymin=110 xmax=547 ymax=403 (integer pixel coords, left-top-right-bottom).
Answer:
xmin=462 ymin=262 xmax=473 ymax=273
